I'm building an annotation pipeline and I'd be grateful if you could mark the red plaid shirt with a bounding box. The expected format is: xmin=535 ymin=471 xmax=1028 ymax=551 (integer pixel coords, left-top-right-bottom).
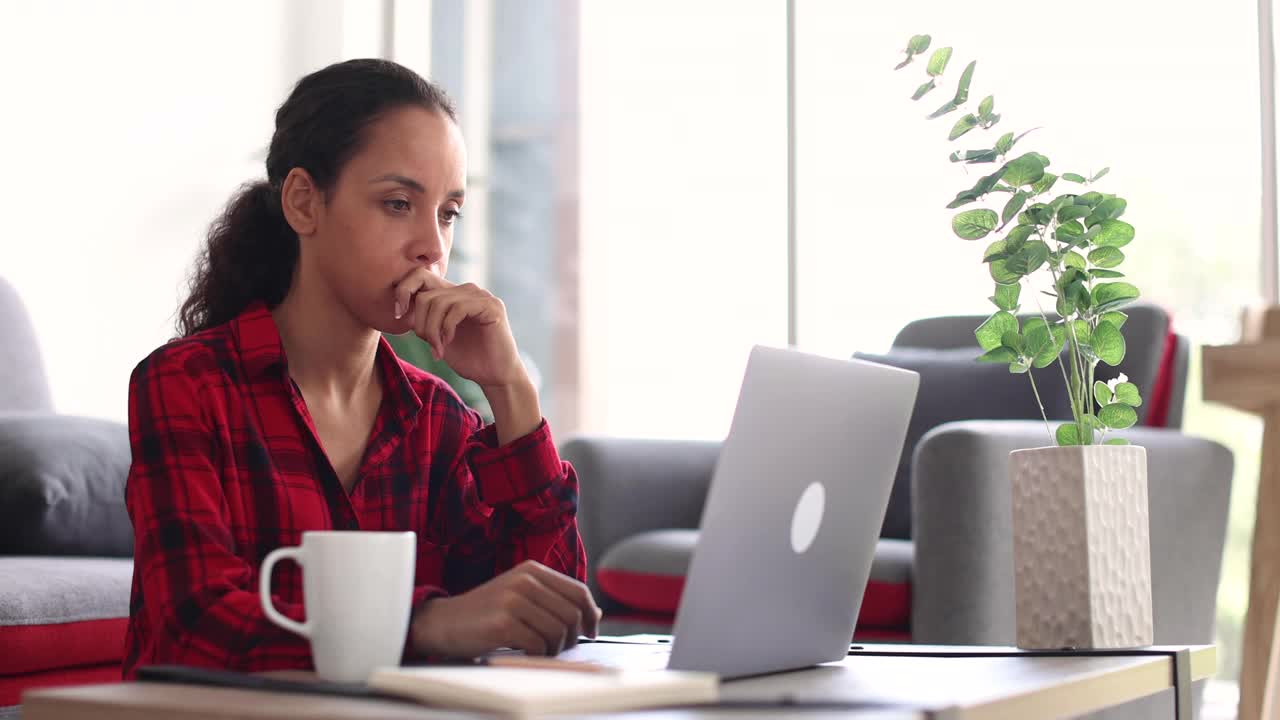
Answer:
xmin=122 ymin=302 xmax=585 ymax=678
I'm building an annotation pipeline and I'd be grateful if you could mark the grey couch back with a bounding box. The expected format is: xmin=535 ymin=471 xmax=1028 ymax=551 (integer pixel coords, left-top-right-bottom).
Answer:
xmin=0 ymin=276 xmax=53 ymax=413
xmin=865 ymin=302 xmax=1186 ymax=540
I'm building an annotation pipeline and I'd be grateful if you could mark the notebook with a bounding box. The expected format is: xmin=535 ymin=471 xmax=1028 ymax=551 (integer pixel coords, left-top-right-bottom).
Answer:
xmin=367 ymin=662 xmax=719 ymax=717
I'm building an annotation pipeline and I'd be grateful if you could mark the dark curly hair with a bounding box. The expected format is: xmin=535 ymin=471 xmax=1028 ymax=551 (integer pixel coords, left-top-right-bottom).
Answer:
xmin=176 ymin=59 xmax=456 ymax=337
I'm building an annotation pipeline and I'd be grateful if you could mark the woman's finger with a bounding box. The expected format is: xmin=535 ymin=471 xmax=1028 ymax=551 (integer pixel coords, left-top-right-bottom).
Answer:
xmin=441 ymin=302 xmax=470 ymax=346
xmin=508 ymin=594 xmax=570 ymax=656
xmin=525 ymin=563 xmax=601 ymax=639
xmin=421 ymin=290 xmax=465 ymax=358
xmin=393 ymin=267 xmax=451 ymax=319
xmin=410 ymin=290 xmax=445 ymax=358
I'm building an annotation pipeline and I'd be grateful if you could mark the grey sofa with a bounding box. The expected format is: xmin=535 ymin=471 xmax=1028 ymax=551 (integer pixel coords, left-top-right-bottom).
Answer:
xmin=0 ymin=276 xmax=133 ymax=717
xmin=563 ymin=304 xmax=1232 ymax=718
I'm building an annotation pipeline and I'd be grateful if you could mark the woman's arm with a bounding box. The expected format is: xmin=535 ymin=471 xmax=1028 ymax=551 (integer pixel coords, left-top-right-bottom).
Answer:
xmin=125 ymin=347 xmax=311 ymax=674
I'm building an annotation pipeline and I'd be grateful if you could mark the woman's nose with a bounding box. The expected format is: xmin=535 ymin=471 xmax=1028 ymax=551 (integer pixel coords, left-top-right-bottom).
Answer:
xmin=413 ymin=226 xmax=447 ymax=266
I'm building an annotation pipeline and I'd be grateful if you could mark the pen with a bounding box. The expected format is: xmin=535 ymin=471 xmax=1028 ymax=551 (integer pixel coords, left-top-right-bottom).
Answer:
xmin=478 ymin=656 xmax=620 ymax=674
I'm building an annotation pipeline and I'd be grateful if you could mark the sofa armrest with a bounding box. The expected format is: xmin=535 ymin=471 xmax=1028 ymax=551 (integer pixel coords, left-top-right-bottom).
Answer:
xmin=559 ymin=435 xmax=720 ymax=601
xmin=911 ymin=420 xmax=1232 ymax=647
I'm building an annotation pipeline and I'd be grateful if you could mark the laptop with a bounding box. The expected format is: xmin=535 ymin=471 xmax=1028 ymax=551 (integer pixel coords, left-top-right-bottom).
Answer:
xmin=559 ymin=344 xmax=919 ymax=678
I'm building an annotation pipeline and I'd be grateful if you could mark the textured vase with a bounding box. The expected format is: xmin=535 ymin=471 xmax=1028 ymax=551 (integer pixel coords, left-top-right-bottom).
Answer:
xmin=1010 ymin=445 xmax=1154 ymax=649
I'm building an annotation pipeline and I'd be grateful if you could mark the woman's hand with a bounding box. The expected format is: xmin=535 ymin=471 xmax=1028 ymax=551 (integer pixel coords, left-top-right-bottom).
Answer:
xmin=410 ymin=560 xmax=602 ymax=658
xmin=394 ymin=268 xmax=526 ymax=388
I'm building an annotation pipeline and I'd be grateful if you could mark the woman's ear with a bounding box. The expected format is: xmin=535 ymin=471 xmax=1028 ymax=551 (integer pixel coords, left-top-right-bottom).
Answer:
xmin=280 ymin=167 xmax=321 ymax=236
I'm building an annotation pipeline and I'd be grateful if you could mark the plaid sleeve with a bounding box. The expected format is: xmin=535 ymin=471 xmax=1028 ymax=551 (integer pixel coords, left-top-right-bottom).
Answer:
xmin=125 ymin=347 xmax=311 ymax=673
xmin=434 ymin=403 xmax=587 ymax=594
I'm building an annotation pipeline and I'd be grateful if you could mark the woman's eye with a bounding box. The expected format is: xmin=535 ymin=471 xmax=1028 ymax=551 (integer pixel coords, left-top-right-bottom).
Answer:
xmin=442 ymin=209 xmax=463 ymax=225
xmin=384 ymin=199 xmax=411 ymax=214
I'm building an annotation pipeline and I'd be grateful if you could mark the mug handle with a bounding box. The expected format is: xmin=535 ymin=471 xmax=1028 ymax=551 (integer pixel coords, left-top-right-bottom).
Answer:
xmin=259 ymin=546 xmax=312 ymax=639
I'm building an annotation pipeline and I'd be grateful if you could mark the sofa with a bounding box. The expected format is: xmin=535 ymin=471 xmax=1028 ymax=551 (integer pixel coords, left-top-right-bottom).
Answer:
xmin=0 ymin=276 xmax=134 ymax=717
xmin=564 ymin=304 xmax=1233 ymax=718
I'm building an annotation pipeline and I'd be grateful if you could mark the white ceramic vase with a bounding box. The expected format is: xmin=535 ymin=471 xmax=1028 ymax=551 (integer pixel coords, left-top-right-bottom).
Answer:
xmin=1010 ymin=444 xmax=1154 ymax=649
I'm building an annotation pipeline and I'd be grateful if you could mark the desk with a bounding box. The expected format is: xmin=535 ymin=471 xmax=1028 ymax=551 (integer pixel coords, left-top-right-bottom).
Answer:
xmin=21 ymin=643 xmax=1215 ymax=719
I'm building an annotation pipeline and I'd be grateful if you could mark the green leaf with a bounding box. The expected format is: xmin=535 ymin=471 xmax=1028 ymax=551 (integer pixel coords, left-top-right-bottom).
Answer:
xmin=995 ymin=132 xmax=1014 ymax=155
xmin=1088 ymin=246 xmax=1125 ymax=268
xmin=975 ymin=311 xmax=1019 ymax=351
xmin=1056 ymin=220 xmax=1085 ymax=243
xmin=1006 ymin=241 xmax=1050 ymax=275
xmin=1056 ymin=293 xmax=1076 ymax=318
xmin=1063 ymin=251 xmax=1087 ymax=270
xmin=1089 ymin=269 xmax=1126 ymax=279
xmin=1076 ymin=191 xmax=1104 ymax=207
xmin=1067 ymin=278 xmax=1092 ymax=312
xmin=1058 ymin=204 xmax=1091 ymax=223
xmin=1099 ymin=403 xmax=1138 ymax=430
xmin=953 ymin=209 xmax=999 ymax=240
xmin=1086 ymin=197 xmax=1128 ymax=227
xmin=1031 ymin=172 xmax=1058 ymax=196
xmin=1104 ymin=438 xmax=1131 ymax=446
xmin=1090 ymin=167 xmax=1111 ymax=182
xmin=1069 ymin=318 xmax=1092 ymax=345
xmin=1006 ymin=225 xmax=1036 ymax=244
xmin=1056 ymin=423 xmax=1084 ymax=446
xmin=1002 ymin=192 xmax=1028 ymax=226
xmin=1062 ymin=172 xmax=1087 ymax=183
xmin=912 ymin=79 xmax=936 ymax=100
xmin=1092 ymin=282 xmax=1141 ymax=312
xmin=1003 ymin=153 xmax=1047 ymax=187
xmin=1114 ymin=382 xmax=1142 ymax=407
xmin=983 ymin=238 xmax=1011 ymax=261
xmin=928 ymin=100 xmax=959 ymax=119
xmin=977 ymin=346 xmax=1018 ymax=363
xmin=1010 ymin=357 xmax=1032 ymax=374
xmin=978 ymin=95 xmax=994 ymax=116
xmin=897 ymin=34 xmax=931 ymax=68
xmin=950 ymin=148 xmax=999 ymax=163
xmin=1100 ymin=311 xmax=1128 ymax=329
xmin=948 ymin=169 xmax=1007 ymax=207
xmin=949 ymin=114 xmax=980 ymax=141
xmin=953 ymin=60 xmax=976 ymax=104
xmin=1092 ymin=320 xmax=1126 ymax=366
xmin=988 ymin=258 xmax=1021 ymax=284
xmin=1026 ymin=323 xmax=1066 ymax=368
xmin=1094 ymin=380 xmax=1113 ymax=408
xmin=991 ymin=282 xmax=1021 ymax=311
xmin=1094 ymin=219 xmax=1136 ymax=248
xmin=926 ymin=47 xmax=952 ymax=76
xmin=1001 ymin=331 xmax=1024 ymax=352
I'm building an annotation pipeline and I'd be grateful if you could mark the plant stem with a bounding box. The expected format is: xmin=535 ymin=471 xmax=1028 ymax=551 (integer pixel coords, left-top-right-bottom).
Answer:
xmin=1027 ymin=368 xmax=1054 ymax=441
xmin=1037 ymin=251 xmax=1082 ymax=439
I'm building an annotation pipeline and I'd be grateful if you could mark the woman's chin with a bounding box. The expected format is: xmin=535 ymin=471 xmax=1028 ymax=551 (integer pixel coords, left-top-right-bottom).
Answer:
xmin=372 ymin=313 xmax=416 ymax=336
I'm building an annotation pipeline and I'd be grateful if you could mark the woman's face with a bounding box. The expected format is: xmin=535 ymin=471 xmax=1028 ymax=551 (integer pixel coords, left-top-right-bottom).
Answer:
xmin=303 ymin=105 xmax=467 ymax=334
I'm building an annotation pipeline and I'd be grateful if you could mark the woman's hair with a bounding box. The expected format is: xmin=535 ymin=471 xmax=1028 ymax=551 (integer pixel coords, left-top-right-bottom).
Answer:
xmin=176 ymin=59 xmax=456 ymax=337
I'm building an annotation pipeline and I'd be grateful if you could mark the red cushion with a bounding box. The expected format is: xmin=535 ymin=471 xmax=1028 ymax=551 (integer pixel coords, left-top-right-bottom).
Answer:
xmin=1 ymin=662 xmax=121 ymax=707
xmin=0 ymin=618 xmax=127 ymax=676
xmin=597 ymin=568 xmax=912 ymax=630
xmin=1144 ymin=324 xmax=1178 ymax=428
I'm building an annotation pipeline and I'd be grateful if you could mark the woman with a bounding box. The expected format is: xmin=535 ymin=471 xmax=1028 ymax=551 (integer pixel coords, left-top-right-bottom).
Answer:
xmin=122 ymin=59 xmax=599 ymax=678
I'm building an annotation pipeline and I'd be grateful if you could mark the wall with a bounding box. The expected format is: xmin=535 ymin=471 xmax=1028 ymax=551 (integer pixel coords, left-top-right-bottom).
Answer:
xmin=0 ymin=0 xmax=381 ymax=421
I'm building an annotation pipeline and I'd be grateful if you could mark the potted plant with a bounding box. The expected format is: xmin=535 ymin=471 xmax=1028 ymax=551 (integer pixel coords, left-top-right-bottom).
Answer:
xmin=895 ymin=35 xmax=1153 ymax=650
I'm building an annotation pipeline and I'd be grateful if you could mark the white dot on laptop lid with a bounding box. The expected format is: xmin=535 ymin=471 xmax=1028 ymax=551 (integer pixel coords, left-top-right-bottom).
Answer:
xmin=790 ymin=482 xmax=825 ymax=554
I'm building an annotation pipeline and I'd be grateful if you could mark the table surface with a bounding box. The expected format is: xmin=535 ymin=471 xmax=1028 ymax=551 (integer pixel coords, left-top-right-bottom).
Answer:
xmin=21 ymin=642 xmax=1216 ymax=720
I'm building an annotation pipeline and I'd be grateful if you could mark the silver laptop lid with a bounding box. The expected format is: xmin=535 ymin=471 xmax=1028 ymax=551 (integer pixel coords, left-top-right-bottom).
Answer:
xmin=667 ymin=345 xmax=919 ymax=678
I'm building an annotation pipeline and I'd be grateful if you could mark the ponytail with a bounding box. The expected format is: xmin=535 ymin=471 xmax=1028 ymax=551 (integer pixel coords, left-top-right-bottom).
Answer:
xmin=176 ymin=181 xmax=297 ymax=337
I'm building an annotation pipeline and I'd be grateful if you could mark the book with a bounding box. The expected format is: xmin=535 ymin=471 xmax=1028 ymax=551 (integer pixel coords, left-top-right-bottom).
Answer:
xmin=367 ymin=660 xmax=719 ymax=718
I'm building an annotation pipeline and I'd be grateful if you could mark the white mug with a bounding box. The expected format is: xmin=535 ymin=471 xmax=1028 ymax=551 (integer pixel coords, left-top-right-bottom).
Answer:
xmin=260 ymin=531 xmax=416 ymax=683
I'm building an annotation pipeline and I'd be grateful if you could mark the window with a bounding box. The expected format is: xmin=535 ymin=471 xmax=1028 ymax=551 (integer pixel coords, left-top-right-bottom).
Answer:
xmin=795 ymin=0 xmax=1264 ymax=681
